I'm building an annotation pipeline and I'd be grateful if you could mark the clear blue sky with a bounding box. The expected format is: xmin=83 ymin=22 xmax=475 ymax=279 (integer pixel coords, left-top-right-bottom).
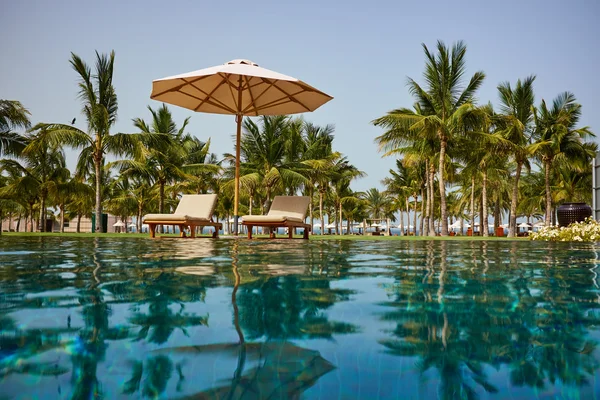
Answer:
xmin=1 ymin=0 xmax=599 ymax=192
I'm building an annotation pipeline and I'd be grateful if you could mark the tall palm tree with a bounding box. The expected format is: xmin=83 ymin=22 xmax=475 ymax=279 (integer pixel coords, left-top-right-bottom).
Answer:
xmin=373 ymin=41 xmax=485 ymax=235
xmin=497 ymin=76 xmax=537 ymax=237
xmin=301 ymin=121 xmax=335 ymax=227
xmin=34 ymin=51 xmax=144 ymax=232
xmin=533 ymin=92 xmax=595 ymax=225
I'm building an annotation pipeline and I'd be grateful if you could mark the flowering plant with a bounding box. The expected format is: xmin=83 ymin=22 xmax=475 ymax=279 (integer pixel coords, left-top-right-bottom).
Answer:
xmin=529 ymin=217 xmax=600 ymax=242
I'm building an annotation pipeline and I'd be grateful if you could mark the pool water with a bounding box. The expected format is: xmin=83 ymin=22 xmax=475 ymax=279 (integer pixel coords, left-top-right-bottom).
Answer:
xmin=1 ymin=237 xmax=600 ymax=399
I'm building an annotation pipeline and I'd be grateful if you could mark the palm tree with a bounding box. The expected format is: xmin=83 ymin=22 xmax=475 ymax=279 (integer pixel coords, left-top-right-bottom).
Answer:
xmin=240 ymin=116 xmax=307 ymax=208
xmin=129 ymin=104 xmax=191 ymax=214
xmin=33 ymin=51 xmax=139 ymax=232
xmin=0 ymin=99 xmax=30 ymax=156
xmin=382 ymin=160 xmax=411 ymax=235
xmin=301 ymin=122 xmax=335 ymax=228
xmin=533 ymin=92 xmax=595 ymax=225
xmin=373 ymin=41 xmax=485 ymax=235
xmin=497 ymin=76 xmax=537 ymax=237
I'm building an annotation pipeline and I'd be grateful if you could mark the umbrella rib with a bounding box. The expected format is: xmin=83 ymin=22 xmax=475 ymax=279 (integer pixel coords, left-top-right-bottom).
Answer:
xmin=260 ymin=80 xmax=312 ymax=112
xmin=244 ymin=76 xmax=259 ymax=116
xmin=151 ymin=75 xmax=211 ymax=99
xmin=241 ymin=79 xmax=278 ymax=114
xmin=192 ymin=75 xmax=230 ymax=112
xmin=175 ymin=90 xmax=236 ymax=114
xmin=249 ymin=89 xmax=310 ymax=113
xmin=222 ymin=73 xmax=241 ymax=113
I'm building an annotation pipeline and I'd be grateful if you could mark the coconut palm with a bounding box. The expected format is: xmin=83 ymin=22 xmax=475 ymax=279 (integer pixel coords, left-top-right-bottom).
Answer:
xmin=240 ymin=115 xmax=308 ymax=208
xmin=533 ymin=92 xmax=595 ymax=225
xmin=496 ymin=76 xmax=537 ymax=237
xmin=126 ymin=104 xmax=196 ymax=212
xmin=373 ymin=41 xmax=485 ymax=235
xmin=0 ymin=131 xmax=70 ymax=232
xmin=33 ymin=51 xmax=147 ymax=232
xmin=301 ymin=121 xmax=335 ymax=227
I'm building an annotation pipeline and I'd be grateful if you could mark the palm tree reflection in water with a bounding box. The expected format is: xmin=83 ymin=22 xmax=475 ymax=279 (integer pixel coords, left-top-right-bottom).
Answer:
xmin=379 ymin=241 xmax=600 ymax=398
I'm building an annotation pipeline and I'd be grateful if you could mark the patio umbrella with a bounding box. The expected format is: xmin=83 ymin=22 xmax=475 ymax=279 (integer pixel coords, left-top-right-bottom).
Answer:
xmin=113 ymin=221 xmax=125 ymax=227
xmin=518 ymin=222 xmax=532 ymax=228
xmin=151 ymin=59 xmax=333 ymax=235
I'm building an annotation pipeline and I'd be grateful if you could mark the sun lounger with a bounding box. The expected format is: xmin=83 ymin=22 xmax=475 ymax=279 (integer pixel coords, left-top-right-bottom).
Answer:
xmin=242 ymin=196 xmax=311 ymax=239
xmin=143 ymin=194 xmax=222 ymax=238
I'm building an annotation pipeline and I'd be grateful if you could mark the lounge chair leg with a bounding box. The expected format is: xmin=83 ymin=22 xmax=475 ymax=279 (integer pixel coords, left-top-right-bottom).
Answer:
xmin=179 ymin=225 xmax=186 ymax=238
xmin=288 ymin=228 xmax=293 ymax=239
xmin=247 ymin=227 xmax=253 ymax=239
xmin=190 ymin=226 xmax=196 ymax=238
xmin=270 ymin=232 xmax=276 ymax=239
xmin=212 ymin=231 xmax=218 ymax=238
xmin=303 ymin=227 xmax=309 ymax=239
xmin=149 ymin=224 xmax=156 ymax=238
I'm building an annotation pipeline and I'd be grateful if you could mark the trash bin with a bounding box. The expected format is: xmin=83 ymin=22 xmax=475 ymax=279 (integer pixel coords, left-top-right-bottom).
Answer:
xmin=496 ymin=226 xmax=504 ymax=237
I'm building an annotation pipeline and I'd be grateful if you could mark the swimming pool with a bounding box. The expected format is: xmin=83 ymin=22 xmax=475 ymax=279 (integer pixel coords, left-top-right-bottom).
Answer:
xmin=1 ymin=237 xmax=599 ymax=399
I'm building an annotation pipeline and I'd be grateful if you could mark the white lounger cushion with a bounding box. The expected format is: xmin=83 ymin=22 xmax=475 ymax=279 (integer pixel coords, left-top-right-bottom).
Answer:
xmin=242 ymin=215 xmax=304 ymax=223
xmin=143 ymin=194 xmax=217 ymax=222
xmin=243 ymin=196 xmax=310 ymax=224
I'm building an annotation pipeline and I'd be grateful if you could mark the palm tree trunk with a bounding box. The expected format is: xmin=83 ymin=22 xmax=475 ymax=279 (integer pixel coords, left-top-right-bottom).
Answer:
xmin=494 ymin=200 xmax=500 ymax=231
xmin=339 ymin=203 xmax=343 ymax=235
xmin=424 ymin=160 xmax=430 ymax=236
xmin=438 ymin=136 xmax=448 ymax=236
xmin=414 ymin=193 xmax=418 ymax=237
xmin=470 ymin=175 xmax=475 ymax=235
xmin=137 ymin=204 xmax=143 ymax=233
xmin=544 ymin=158 xmax=552 ymax=226
xmin=158 ymin=181 xmax=165 ymax=234
xmin=40 ymin=195 xmax=46 ymax=232
xmin=429 ymin=168 xmax=435 ymax=236
xmin=77 ymin=214 xmax=82 ymax=233
xmin=508 ymin=161 xmax=523 ymax=238
xmin=399 ymin=197 xmax=405 ymax=236
xmin=319 ymin=190 xmax=324 ymax=236
xmin=482 ymin=168 xmax=489 ymax=237
xmin=60 ymin=204 xmax=65 ymax=233
xmin=309 ymin=187 xmax=313 ymax=230
xmin=94 ymin=153 xmax=103 ymax=233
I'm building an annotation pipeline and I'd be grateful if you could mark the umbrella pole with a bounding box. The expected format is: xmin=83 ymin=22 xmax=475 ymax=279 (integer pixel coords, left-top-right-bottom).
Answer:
xmin=233 ymin=115 xmax=241 ymax=235
xmin=233 ymin=76 xmax=244 ymax=236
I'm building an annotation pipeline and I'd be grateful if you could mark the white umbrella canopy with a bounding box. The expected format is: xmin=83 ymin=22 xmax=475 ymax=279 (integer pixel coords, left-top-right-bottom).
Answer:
xmin=449 ymin=221 xmax=462 ymax=229
xmin=151 ymin=59 xmax=333 ymax=235
xmin=518 ymin=222 xmax=532 ymax=228
xmin=113 ymin=221 xmax=125 ymax=227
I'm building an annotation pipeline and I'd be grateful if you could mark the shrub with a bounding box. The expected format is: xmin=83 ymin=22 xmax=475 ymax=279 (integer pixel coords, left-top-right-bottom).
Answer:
xmin=529 ymin=217 xmax=600 ymax=242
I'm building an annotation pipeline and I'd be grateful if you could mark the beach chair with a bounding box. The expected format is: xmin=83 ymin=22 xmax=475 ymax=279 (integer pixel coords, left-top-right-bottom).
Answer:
xmin=242 ymin=196 xmax=311 ymax=239
xmin=143 ymin=194 xmax=222 ymax=238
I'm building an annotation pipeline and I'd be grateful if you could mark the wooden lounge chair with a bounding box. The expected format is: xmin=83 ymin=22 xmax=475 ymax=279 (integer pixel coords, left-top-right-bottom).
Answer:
xmin=143 ymin=194 xmax=222 ymax=238
xmin=242 ymin=196 xmax=311 ymax=239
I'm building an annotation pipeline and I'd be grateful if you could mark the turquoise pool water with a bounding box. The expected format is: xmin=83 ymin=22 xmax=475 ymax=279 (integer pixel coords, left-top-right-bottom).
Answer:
xmin=1 ymin=237 xmax=600 ymax=399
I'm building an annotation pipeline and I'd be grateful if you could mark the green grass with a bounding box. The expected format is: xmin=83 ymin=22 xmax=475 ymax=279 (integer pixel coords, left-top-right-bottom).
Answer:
xmin=0 ymin=232 xmax=524 ymax=240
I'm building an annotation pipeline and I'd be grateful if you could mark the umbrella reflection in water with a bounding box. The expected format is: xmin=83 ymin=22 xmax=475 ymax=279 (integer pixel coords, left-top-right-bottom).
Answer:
xmin=163 ymin=240 xmax=335 ymax=398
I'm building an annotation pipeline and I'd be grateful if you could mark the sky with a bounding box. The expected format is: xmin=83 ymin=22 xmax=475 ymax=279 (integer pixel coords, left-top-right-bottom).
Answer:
xmin=1 ymin=0 xmax=599 ymax=192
